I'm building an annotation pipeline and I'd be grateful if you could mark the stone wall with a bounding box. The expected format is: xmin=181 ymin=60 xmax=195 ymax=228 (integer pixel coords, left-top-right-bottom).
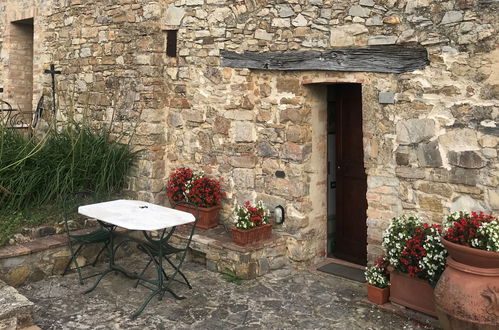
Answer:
xmin=0 ymin=0 xmax=498 ymax=265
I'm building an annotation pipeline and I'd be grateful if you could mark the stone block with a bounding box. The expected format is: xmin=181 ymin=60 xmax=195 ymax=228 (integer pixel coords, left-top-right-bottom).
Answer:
xmin=395 ymin=146 xmax=410 ymax=165
xmin=233 ymin=168 xmax=255 ymax=189
xmin=396 ymin=166 xmax=426 ymax=179
xmin=257 ymin=142 xmax=278 ymax=158
xmin=231 ymin=121 xmax=256 ymax=142
xmin=488 ymin=189 xmax=499 ymax=210
xmin=272 ymin=18 xmax=290 ymax=28
xmin=163 ymin=5 xmax=185 ymax=26
xmin=255 ymin=29 xmax=273 ymax=41
xmin=415 ymin=182 xmax=453 ymax=198
xmin=286 ymin=125 xmax=309 ymax=143
xmin=479 ymin=136 xmax=498 ymax=148
xmin=383 ymin=16 xmax=401 ymax=24
xmin=367 ymin=176 xmax=399 ymax=188
xmin=292 ymin=14 xmax=308 ymax=27
xmin=438 ymin=128 xmax=479 ymax=152
xmin=396 ymin=118 xmax=436 ymax=145
xmin=276 ymin=78 xmax=301 ymax=94
xmin=6 ymin=265 xmax=30 ymax=287
xmin=330 ymin=24 xmax=368 ymax=47
xmin=269 ymin=256 xmax=288 ymax=270
xmin=281 ymin=142 xmax=311 ymax=162
xmin=482 ymin=148 xmax=497 ymax=159
xmin=449 ymin=168 xmax=479 ymax=186
xmin=366 ymin=16 xmax=383 ymax=26
xmin=359 ymin=0 xmax=375 ymax=7
xmin=417 ymin=140 xmax=443 ymax=168
xmin=368 ymin=35 xmax=398 ymax=45
xmin=280 ymin=108 xmax=308 ymax=124
xmin=448 ymin=151 xmax=486 ymax=169
xmin=417 ymin=194 xmax=443 ymax=213
xmin=229 ymin=155 xmax=257 ymax=168
xmin=441 ymin=11 xmax=463 ymax=25
xmin=378 ymin=92 xmax=395 ymax=104
xmin=277 ymin=4 xmax=294 ymax=18
xmin=348 ymin=5 xmax=371 ymax=17
xmin=450 ymin=195 xmax=486 ymax=213
xmin=258 ymin=258 xmax=270 ymax=275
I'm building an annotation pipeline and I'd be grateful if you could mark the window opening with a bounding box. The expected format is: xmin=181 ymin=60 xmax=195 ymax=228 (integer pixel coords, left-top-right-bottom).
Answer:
xmin=166 ymin=30 xmax=178 ymax=57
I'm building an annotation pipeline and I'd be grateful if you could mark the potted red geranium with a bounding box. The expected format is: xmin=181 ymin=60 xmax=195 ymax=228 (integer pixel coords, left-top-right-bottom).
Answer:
xmin=231 ymin=201 xmax=272 ymax=246
xmin=434 ymin=211 xmax=499 ymax=329
xmin=166 ymin=167 xmax=224 ymax=229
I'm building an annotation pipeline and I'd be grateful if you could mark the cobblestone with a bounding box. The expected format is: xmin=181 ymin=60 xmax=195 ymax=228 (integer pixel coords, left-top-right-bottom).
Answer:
xmin=19 ymin=255 xmax=434 ymax=329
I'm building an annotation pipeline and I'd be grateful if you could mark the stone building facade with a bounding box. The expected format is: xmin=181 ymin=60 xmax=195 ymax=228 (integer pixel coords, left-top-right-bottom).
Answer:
xmin=0 ymin=0 xmax=497 ymax=266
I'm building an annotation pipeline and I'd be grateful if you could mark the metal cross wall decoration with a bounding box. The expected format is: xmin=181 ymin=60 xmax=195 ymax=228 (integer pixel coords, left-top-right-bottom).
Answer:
xmin=44 ymin=64 xmax=61 ymax=114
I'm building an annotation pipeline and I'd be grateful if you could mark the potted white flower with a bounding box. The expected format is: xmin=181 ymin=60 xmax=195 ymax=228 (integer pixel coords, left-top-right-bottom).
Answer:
xmin=365 ymin=256 xmax=390 ymax=305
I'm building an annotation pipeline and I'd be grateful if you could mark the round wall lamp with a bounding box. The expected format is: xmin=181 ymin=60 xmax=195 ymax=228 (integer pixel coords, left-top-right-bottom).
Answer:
xmin=273 ymin=205 xmax=285 ymax=224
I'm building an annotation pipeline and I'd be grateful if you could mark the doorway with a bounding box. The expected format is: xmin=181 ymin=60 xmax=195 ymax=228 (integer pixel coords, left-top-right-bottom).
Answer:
xmin=326 ymin=83 xmax=367 ymax=266
xmin=7 ymin=18 xmax=34 ymax=114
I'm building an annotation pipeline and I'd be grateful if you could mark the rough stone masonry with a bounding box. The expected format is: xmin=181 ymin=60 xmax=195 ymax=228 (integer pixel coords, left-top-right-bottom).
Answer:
xmin=0 ymin=0 xmax=497 ymax=266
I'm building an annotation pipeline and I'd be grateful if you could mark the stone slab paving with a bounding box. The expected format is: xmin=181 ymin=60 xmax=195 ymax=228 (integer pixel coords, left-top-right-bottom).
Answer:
xmin=19 ymin=255 xmax=435 ymax=329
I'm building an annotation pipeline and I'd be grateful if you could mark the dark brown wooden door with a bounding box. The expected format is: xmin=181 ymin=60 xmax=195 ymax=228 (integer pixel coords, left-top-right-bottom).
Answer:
xmin=333 ymin=84 xmax=367 ymax=265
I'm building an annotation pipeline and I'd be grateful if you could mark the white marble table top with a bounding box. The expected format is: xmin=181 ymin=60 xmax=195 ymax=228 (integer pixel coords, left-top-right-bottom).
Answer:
xmin=78 ymin=199 xmax=195 ymax=231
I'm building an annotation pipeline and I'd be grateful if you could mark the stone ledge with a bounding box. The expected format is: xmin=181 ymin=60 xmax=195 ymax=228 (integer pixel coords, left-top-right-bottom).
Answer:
xmin=172 ymin=225 xmax=289 ymax=279
xmin=0 ymin=228 xmax=93 ymax=260
xmin=0 ymin=225 xmax=288 ymax=287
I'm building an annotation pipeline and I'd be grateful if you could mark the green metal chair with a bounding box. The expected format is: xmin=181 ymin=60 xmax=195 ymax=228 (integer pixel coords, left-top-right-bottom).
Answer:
xmin=134 ymin=201 xmax=199 ymax=298
xmin=62 ymin=191 xmax=111 ymax=285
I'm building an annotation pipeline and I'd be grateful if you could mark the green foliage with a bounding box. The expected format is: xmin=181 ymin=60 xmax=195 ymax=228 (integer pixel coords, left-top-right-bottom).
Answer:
xmin=221 ymin=268 xmax=245 ymax=285
xmin=0 ymin=205 xmax=61 ymax=246
xmin=0 ymin=121 xmax=139 ymax=244
xmin=0 ymin=122 xmax=138 ymax=210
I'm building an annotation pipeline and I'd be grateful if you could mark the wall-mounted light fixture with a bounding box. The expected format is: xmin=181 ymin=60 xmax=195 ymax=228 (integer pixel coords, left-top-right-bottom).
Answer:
xmin=273 ymin=205 xmax=285 ymax=224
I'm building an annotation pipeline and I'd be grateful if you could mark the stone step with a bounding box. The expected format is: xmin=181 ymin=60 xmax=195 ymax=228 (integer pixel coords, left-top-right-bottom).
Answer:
xmin=0 ymin=280 xmax=34 ymax=330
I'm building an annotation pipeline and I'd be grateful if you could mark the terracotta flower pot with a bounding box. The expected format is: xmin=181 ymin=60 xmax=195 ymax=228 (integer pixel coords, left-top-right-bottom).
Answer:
xmin=434 ymin=238 xmax=499 ymax=330
xmin=441 ymin=238 xmax=499 ymax=268
xmin=367 ymin=284 xmax=390 ymax=305
xmin=172 ymin=201 xmax=221 ymax=230
xmin=231 ymin=224 xmax=272 ymax=246
xmin=390 ymin=271 xmax=436 ymax=317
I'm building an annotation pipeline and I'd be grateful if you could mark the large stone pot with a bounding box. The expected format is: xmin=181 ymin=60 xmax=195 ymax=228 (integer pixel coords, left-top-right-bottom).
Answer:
xmin=434 ymin=238 xmax=499 ymax=330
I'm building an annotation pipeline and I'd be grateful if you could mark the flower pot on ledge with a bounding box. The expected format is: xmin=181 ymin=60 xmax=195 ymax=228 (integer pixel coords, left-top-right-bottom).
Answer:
xmin=231 ymin=224 xmax=272 ymax=246
xmin=390 ymin=271 xmax=436 ymax=317
xmin=367 ymin=284 xmax=390 ymax=305
xmin=172 ymin=202 xmax=221 ymax=230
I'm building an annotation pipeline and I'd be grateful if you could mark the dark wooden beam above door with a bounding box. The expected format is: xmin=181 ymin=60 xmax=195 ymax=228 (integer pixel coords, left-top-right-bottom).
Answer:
xmin=221 ymin=46 xmax=429 ymax=74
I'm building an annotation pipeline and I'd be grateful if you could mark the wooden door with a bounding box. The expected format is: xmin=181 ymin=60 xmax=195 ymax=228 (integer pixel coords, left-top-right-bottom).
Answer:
xmin=333 ymin=84 xmax=367 ymax=265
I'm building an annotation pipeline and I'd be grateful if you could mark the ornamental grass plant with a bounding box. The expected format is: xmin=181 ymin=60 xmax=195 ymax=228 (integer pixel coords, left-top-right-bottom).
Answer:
xmin=0 ymin=120 xmax=138 ymax=245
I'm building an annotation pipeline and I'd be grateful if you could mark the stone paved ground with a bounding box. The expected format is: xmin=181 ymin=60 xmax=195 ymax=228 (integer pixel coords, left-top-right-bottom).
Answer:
xmin=19 ymin=255 xmax=435 ymax=329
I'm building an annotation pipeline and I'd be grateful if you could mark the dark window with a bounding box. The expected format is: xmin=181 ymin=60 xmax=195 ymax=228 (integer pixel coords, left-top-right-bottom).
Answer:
xmin=166 ymin=30 xmax=178 ymax=57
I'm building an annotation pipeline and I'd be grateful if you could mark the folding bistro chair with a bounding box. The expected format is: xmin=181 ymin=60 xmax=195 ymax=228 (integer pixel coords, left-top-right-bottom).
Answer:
xmin=135 ymin=201 xmax=199 ymax=298
xmin=62 ymin=191 xmax=111 ymax=285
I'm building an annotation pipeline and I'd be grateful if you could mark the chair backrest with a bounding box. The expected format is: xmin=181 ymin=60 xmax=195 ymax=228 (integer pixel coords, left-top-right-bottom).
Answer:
xmin=172 ymin=201 xmax=199 ymax=246
xmin=62 ymin=191 xmax=99 ymax=235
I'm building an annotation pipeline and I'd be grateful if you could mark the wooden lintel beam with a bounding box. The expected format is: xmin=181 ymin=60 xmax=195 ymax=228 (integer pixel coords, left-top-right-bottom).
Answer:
xmin=221 ymin=46 xmax=429 ymax=74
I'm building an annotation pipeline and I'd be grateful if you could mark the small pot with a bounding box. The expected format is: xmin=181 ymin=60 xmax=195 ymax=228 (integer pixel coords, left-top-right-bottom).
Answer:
xmin=367 ymin=284 xmax=390 ymax=305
